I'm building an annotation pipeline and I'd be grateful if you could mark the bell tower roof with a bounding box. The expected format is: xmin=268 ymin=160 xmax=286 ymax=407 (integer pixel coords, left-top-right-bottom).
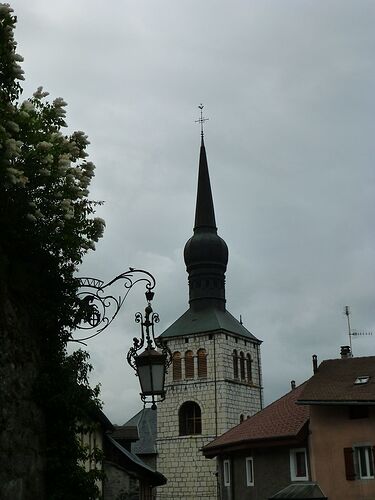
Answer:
xmin=183 ymin=136 xmax=228 ymax=311
xmin=160 ymin=126 xmax=260 ymax=343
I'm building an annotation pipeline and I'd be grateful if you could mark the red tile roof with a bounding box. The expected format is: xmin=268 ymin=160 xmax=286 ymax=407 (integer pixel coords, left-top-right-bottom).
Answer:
xmin=298 ymin=356 xmax=375 ymax=404
xmin=203 ymin=382 xmax=309 ymax=457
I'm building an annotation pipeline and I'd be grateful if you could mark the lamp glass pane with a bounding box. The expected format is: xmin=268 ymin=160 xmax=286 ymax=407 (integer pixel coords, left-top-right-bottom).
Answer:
xmin=137 ymin=359 xmax=165 ymax=396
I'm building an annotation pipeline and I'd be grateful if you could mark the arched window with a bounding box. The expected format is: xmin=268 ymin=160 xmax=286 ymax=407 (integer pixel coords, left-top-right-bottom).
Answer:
xmin=197 ymin=348 xmax=207 ymax=378
xmin=240 ymin=414 xmax=244 ymax=423
xmin=179 ymin=401 xmax=202 ymax=435
xmin=173 ymin=352 xmax=182 ymax=381
xmin=246 ymin=354 xmax=252 ymax=382
xmin=240 ymin=352 xmax=245 ymax=380
xmin=185 ymin=350 xmax=194 ymax=379
xmin=233 ymin=350 xmax=239 ymax=379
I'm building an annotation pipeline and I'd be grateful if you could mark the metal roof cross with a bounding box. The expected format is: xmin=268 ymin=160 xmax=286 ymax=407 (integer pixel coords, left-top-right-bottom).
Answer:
xmin=195 ymin=104 xmax=209 ymax=137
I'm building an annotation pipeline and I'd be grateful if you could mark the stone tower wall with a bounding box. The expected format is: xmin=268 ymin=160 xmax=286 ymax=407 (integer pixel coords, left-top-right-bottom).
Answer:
xmin=156 ymin=331 xmax=262 ymax=499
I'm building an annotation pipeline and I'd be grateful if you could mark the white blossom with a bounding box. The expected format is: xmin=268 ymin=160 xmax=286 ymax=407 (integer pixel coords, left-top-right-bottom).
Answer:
xmin=22 ymin=100 xmax=35 ymax=112
xmin=37 ymin=141 xmax=53 ymax=151
xmin=58 ymin=154 xmax=70 ymax=169
xmin=42 ymin=154 xmax=53 ymax=165
xmin=53 ymin=97 xmax=67 ymax=108
xmin=6 ymin=167 xmax=28 ymax=186
xmin=33 ymin=86 xmax=49 ymax=99
xmin=51 ymin=132 xmax=63 ymax=141
xmin=5 ymin=138 xmax=21 ymax=156
xmin=7 ymin=121 xmax=19 ymax=132
xmin=0 ymin=4 xmax=14 ymax=15
xmin=13 ymin=53 xmax=23 ymax=62
xmin=13 ymin=62 xmax=24 ymax=80
xmin=39 ymin=168 xmax=51 ymax=176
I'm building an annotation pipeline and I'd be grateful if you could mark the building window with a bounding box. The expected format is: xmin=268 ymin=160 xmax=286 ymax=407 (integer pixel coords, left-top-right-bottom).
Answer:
xmin=290 ymin=448 xmax=308 ymax=481
xmin=197 ymin=348 xmax=207 ymax=378
xmin=179 ymin=401 xmax=202 ymax=436
xmin=172 ymin=352 xmax=182 ymax=381
xmin=223 ymin=459 xmax=231 ymax=487
xmin=246 ymin=354 xmax=252 ymax=382
xmin=355 ymin=446 xmax=374 ymax=479
xmin=233 ymin=350 xmax=239 ymax=379
xmin=185 ymin=350 xmax=194 ymax=379
xmin=246 ymin=457 xmax=254 ymax=486
xmin=240 ymin=414 xmax=244 ymax=423
xmin=240 ymin=351 xmax=245 ymax=380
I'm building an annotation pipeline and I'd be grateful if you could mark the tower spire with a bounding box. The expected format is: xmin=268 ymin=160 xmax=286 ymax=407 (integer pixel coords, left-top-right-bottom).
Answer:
xmin=194 ymin=134 xmax=216 ymax=231
xmin=184 ymin=111 xmax=228 ymax=311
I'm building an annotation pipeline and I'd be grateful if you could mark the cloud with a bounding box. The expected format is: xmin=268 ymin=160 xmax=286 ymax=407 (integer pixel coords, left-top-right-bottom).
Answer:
xmin=12 ymin=0 xmax=375 ymax=422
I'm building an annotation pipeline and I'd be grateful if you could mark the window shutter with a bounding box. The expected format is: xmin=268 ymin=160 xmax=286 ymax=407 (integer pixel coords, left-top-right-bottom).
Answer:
xmin=185 ymin=350 xmax=194 ymax=379
xmin=344 ymin=447 xmax=356 ymax=480
xmin=246 ymin=354 xmax=252 ymax=382
xmin=233 ymin=350 xmax=239 ymax=379
xmin=173 ymin=352 xmax=182 ymax=380
xmin=197 ymin=349 xmax=207 ymax=378
xmin=240 ymin=352 xmax=246 ymax=380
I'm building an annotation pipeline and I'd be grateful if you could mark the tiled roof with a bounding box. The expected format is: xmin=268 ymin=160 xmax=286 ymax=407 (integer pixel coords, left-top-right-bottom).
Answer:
xmin=123 ymin=408 xmax=157 ymax=455
xmin=159 ymin=306 xmax=261 ymax=342
xmin=203 ymin=382 xmax=309 ymax=457
xmin=106 ymin=435 xmax=166 ymax=486
xmin=112 ymin=424 xmax=139 ymax=442
xmin=298 ymin=356 xmax=375 ymax=404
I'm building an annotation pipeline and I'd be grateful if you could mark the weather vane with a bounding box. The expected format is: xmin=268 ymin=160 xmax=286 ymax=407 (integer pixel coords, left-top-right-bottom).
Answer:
xmin=195 ymin=104 xmax=209 ymax=137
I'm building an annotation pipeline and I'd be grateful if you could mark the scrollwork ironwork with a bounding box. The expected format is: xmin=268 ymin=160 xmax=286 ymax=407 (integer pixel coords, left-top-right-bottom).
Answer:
xmin=71 ymin=268 xmax=156 ymax=343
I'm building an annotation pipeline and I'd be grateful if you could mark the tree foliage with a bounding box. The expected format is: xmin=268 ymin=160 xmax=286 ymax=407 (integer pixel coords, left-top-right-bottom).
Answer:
xmin=0 ymin=4 xmax=105 ymax=498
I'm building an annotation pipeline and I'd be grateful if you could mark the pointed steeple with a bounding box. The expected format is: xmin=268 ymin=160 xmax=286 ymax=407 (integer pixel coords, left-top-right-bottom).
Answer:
xmin=184 ymin=137 xmax=228 ymax=311
xmin=194 ymin=137 xmax=217 ymax=232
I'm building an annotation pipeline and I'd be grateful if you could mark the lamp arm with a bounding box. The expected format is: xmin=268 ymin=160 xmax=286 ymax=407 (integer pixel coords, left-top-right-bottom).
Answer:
xmin=70 ymin=268 xmax=156 ymax=343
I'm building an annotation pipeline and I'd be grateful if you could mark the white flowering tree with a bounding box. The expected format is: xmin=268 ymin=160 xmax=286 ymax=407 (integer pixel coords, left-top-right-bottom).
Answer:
xmin=0 ymin=8 xmax=104 ymax=268
xmin=0 ymin=4 xmax=105 ymax=499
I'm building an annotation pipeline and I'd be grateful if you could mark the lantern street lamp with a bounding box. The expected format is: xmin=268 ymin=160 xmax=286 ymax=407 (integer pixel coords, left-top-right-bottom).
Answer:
xmin=127 ymin=291 xmax=171 ymax=409
xmin=72 ymin=268 xmax=171 ymax=407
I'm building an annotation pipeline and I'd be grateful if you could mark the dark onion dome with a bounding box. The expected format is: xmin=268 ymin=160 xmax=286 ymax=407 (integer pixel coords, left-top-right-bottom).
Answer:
xmin=184 ymin=230 xmax=228 ymax=272
xmin=183 ymin=137 xmax=228 ymax=310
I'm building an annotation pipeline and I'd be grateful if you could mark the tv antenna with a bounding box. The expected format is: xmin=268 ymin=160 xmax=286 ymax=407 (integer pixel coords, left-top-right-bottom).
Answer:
xmin=344 ymin=305 xmax=372 ymax=356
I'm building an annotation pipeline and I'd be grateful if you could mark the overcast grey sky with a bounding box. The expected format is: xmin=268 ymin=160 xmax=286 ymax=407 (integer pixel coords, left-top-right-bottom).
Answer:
xmin=11 ymin=0 xmax=375 ymax=423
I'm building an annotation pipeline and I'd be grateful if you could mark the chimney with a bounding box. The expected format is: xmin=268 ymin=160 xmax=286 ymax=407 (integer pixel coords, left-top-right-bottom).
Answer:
xmin=291 ymin=380 xmax=296 ymax=390
xmin=312 ymin=354 xmax=318 ymax=374
xmin=340 ymin=345 xmax=352 ymax=359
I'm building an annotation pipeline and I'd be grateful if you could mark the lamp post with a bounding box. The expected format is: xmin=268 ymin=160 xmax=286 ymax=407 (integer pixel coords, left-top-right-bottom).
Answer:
xmin=127 ymin=291 xmax=171 ymax=408
xmin=72 ymin=268 xmax=171 ymax=407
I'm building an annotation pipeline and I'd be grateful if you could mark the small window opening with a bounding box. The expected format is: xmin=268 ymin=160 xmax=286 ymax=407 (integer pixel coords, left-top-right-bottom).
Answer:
xmin=172 ymin=352 xmax=182 ymax=381
xmin=185 ymin=350 xmax=194 ymax=379
xmin=197 ymin=348 xmax=207 ymax=378
xmin=233 ymin=350 xmax=239 ymax=379
xmin=240 ymin=352 xmax=245 ymax=380
xmin=223 ymin=460 xmax=230 ymax=487
xmin=179 ymin=401 xmax=202 ymax=436
xmin=354 ymin=376 xmax=370 ymax=385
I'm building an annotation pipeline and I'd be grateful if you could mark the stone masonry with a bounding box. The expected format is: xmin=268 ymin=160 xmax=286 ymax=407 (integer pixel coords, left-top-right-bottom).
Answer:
xmin=156 ymin=331 xmax=262 ymax=499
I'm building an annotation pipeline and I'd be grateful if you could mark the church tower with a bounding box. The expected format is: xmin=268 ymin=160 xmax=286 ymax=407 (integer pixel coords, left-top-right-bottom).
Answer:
xmin=156 ymin=133 xmax=262 ymax=500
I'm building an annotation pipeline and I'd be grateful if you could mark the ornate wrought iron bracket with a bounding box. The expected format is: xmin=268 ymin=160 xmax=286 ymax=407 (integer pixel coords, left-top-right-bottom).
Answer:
xmin=71 ymin=268 xmax=156 ymax=343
